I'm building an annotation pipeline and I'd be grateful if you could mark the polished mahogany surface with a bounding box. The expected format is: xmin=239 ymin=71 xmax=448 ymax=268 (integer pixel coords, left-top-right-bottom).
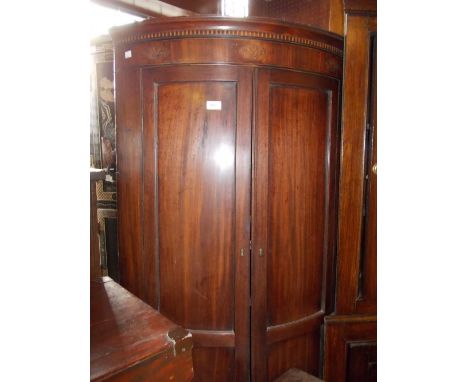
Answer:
xmin=157 ymin=81 xmax=236 ymax=330
xmin=110 ymin=17 xmax=343 ymax=382
xmin=267 ymin=86 xmax=327 ymax=325
xmin=90 ymin=277 xmax=193 ymax=382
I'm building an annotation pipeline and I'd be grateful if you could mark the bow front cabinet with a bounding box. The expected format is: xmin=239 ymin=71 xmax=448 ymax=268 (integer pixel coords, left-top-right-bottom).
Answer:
xmin=110 ymin=17 xmax=343 ymax=382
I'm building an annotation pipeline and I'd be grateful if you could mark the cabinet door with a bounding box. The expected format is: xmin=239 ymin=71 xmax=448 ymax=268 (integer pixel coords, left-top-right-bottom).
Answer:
xmin=140 ymin=65 xmax=252 ymax=382
xmin=251 ymin=68 xmax=341 ymax=381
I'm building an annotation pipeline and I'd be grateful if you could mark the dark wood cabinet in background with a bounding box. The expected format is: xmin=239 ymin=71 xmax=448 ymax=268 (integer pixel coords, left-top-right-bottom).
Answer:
xmin=323 ymin=1 xmax=377 ymax=381
xmin=111 ymin=17 xmax=343 ymax=382
xmin=324 ymin=315 xmax=376 ymax=382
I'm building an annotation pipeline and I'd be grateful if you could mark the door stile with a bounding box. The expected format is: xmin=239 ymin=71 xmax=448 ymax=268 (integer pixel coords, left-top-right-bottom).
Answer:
xmin=234 ymin=67 xmax=253 ymax=382
xmin=251 ymin=68 xmax=270 ymax=382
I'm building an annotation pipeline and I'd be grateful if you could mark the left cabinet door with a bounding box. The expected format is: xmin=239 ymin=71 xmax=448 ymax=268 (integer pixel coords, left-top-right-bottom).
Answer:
xmin=117 ymin=65 xmax=252 ymax=382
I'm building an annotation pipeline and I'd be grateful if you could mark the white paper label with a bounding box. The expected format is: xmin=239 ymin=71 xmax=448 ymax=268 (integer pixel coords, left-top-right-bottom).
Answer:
xmin=206 ymin=101 xmax=222 ymax=110
xmin=124 ymin=50 xmax=132 ymax=59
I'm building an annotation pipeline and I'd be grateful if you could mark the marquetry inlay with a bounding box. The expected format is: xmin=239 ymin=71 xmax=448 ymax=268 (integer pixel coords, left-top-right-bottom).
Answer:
xmin=326 ymin=59 xmax=342 ymax=72
xmin=238 ymin=44 xmax=267 ymax=61
xmin=145 ymin=45 xmax=170 ymax=61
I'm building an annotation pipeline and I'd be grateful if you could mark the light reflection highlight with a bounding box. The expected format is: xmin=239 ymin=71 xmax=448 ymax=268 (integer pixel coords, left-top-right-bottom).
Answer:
xmin=213 ymin=144 xmax=235 ymax=171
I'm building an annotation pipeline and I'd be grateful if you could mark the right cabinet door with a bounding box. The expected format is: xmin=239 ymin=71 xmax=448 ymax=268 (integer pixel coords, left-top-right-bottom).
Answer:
xmin=251 ymin=68 xmax=341 ymax=381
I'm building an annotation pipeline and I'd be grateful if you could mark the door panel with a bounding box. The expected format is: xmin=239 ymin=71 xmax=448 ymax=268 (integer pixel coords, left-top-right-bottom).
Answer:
xmin=192 ymin=348 xmax=236 ymax=382
xmin=157 ymin=81 xmax=236 ymax=331
xmin=252 ymin=68 xmax=340 ymax=381
xmin=142 ymin=66 xmax=252 ymax=382
xmin=268 ymin=331 xmax=321 ymax=381
xmin=267 ymin=86 xmax=328 ymax=326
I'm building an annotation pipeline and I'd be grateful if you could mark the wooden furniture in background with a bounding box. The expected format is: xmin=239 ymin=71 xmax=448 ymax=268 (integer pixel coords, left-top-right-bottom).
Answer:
xmin=250 ymin=0 xmax=344 ymax=34
xmin=324 ymin=315 xmax=376 ymax=382
xmin=110 ymin=17 xmax=343 ymax=382
xmin=91 ymin=168 xmax=106 ymax=280
xmin=323 ymin=0 xmax=377 ymax=381
xmin=91 ymin=277 xmax=194 ymax=381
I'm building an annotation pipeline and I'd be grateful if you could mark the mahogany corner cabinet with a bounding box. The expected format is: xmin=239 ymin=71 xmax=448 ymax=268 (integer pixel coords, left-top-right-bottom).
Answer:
xmin=110 ymin=17 xmax=343 ymax=382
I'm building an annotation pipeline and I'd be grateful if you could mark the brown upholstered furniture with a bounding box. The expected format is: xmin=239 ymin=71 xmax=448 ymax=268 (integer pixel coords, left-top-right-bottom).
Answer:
xmin=274 ymin=368 xmax=324 ymax=382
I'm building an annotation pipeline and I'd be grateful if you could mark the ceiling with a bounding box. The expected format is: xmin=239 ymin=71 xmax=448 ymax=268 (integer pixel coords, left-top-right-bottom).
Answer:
xmin=163 ymin=0 xmax=220 ymax=14
xmin=90 ymin=0 xmax=345 ymax=35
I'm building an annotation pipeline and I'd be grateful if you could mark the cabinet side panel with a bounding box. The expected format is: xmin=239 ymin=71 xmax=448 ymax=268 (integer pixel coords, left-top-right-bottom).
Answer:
xmin=115 ymin=68 xmax=144 ymax=300
xmin=157 ymin=82 xmax=237 ymax=331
